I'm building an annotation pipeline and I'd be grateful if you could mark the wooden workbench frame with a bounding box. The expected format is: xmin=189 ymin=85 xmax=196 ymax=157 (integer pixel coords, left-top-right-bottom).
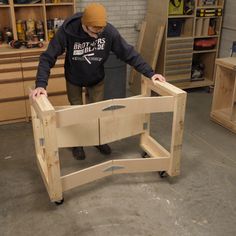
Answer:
xmin=30 ymin=76 xmax=187 ymax=202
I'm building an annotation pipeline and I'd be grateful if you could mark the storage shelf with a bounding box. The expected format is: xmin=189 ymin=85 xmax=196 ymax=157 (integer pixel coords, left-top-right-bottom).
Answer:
xmin=196 ymin=6 xmax=224 ymax=9
xmin=194 ymin=35 xmax=219 ymax=39
xmin=0 ymin=5 xmax=10 ymax=8
xmin=46 ymin=3 xmax=74 ymax=6
xmin=167 ymin=36 xmax=194 ymax=41
xmin=168 ymin=15 xmax=195 ymax=18
xmin=172 ymin=78 xmax=214 ymax=89
xmin=0 ymin=0 xmax=75 ymax=42
xmin=193 ymin=49 xmax=217 ymax=54
xmin=196 ymin=16 xmax=222 ymax=19
xmin=14 ymin=4 xmax=43 ymax=7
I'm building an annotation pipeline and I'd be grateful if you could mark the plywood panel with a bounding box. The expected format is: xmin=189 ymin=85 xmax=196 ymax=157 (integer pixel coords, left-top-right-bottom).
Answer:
xmin=100 ymin=114 xmax=145 ymax=144
xmin=57 ymin=119 xmax=99 ymax=148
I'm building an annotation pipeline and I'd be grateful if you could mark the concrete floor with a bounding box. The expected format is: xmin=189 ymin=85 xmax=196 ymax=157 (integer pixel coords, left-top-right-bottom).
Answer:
xmin=0 ymin=89 xmax=236 ymax=236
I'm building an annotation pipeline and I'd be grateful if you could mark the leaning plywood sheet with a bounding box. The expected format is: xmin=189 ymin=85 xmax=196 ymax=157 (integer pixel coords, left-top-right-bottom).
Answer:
xmin=129 ymin=19 xmax=165 ymax=94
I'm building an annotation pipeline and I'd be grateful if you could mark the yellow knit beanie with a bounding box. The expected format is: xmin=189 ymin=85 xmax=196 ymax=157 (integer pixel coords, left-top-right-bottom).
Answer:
xmin=81 ymin=3 xmax=107 ymax=27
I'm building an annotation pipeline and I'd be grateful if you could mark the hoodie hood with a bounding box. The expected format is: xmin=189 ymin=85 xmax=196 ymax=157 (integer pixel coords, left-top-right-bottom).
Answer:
xmin=62 ymin=12 xmax=94 ymax=39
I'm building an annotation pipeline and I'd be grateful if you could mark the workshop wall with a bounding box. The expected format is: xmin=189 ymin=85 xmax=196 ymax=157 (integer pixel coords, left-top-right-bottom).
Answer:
xmin=220 ymin=0 xmax=236 ymax=57
xmin=76 ymin=0 xmax=147 ymax=46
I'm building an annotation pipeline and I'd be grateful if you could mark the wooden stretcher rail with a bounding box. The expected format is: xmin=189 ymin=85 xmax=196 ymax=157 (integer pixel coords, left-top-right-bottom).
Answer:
xmin=55 ymin=96 xmax=175 ymax=128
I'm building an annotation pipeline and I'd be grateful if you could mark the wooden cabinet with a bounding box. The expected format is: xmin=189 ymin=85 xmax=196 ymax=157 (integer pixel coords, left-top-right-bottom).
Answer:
xmin=147 ymin=0 xmax=225 ymax=89
xmin=0 ymin=49 xmax=68 ymax=124
xmin=0 ymin=54 xmax=27 ymax=122
xmin=0 ymin=0 xmax=75 ymax=123
xmin=210 ymin=57 xmax=236 ymax=133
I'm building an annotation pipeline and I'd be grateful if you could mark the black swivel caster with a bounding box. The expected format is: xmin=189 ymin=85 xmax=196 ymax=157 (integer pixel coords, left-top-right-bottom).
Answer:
xmin=141 ymin=151 xmax=149 ymax=158
xmin=158 ymin=171 xmax=168 ymax=178
xmin=54 ymin=198 xmax=64 ymax=205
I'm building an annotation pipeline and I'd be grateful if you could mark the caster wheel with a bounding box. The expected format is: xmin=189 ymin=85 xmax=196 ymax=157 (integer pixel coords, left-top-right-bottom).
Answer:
xmin=206 ymin=86 xmax=214 ymax=93
xmin=54 ymin=198 xmax=64 ymax=205
xmin=141 ymin=151 xmax=149 ymax=158
xmin=158 ymin=171 xmax=168 ymax=178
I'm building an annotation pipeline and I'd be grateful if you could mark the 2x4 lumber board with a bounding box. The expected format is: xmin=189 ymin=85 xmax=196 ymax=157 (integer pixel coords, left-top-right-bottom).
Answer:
xmin=140 ymin=134 xmax=170 ymax=158
xmin=37 ymin=154 xmax=49 ymax=184
xmin=42 ymin=113 xmax=63 ymax=201
xmin=31 ymin=105 xmax=46 ymax=157
xmin=31 ymin=106 xmax=50 ymax=195
xmin=30 ymin=95 xmax=55 ymax=120
xmin=56 ymin=119 xmax=99 ymax=148
xmin=61 ymin=161 xmax=113 ymax=192
xmin=112 ymin=158 xmax=170 ymax=174
xmin=143 ymin=77 xmax=186 ymax=96
xmin=36 ymin=158 xmax=50 ymax=197
xmin=56 ymin=96 xmax=175 ymax=128
xmin=168 ymin=93 xmax=187 ymax=176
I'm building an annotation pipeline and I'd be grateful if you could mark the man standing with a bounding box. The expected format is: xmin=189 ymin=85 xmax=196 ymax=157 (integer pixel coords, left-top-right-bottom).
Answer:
xmin=30 ymin=3 xmax=166 ymax=160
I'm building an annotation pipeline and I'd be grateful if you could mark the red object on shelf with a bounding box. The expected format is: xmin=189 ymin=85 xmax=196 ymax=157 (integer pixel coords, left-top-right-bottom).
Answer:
xmin=194 ymin=38 xmax=217 ymax=50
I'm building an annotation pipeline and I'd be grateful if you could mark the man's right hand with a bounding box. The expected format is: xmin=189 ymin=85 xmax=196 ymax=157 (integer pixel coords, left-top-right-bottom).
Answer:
xmin=30 ymin=87 xmax=47 ymax=100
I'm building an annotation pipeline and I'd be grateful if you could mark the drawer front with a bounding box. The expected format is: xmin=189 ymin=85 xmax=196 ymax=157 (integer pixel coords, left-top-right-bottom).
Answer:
xmin=0 ymin=57 xmax=21 ymax=71
xmin=166 ymin=42 xmax=193 ymax=51
xmin=166 ymin=68 xmax=191 ymax=76
xmin=0 ymin=71 xmax=23 ymax=82
xmin=0 ymin=100 xmax=27 ymax=122
xmin=165 ymin=39 xmax=193 ymax=82
xmin=22 ymin=67 xmax=64 ymax=79
xmin=21 ymin=58 xmax=65 ymax=69
xmin=166 ymin=72 xmax=191 ymax=82
xmin=23 ymin=77 xmax=66 ymax=94
xmin=166 ymin=39 xmax=193 ymax=59
xmin=167 ymin=38 xmax=193 ymax=46
xmin=0 ymin=82 xmax=25 ymax=100
xmin=165 ymin=58 xmax=192 ymax=66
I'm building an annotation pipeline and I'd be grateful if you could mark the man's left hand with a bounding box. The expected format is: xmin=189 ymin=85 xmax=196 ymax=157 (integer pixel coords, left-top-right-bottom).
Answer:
xmin=151 ymin=74 xmax=166 ymax=83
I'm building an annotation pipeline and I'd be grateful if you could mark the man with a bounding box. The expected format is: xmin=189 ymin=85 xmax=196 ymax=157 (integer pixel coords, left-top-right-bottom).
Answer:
xmin=30 ymin=3 xmax=166 ymax=160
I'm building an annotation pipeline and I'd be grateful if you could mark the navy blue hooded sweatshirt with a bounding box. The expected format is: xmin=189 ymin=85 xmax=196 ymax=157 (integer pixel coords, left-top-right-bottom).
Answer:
xmin=36 ymin=13 xmax=155 ymax=89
